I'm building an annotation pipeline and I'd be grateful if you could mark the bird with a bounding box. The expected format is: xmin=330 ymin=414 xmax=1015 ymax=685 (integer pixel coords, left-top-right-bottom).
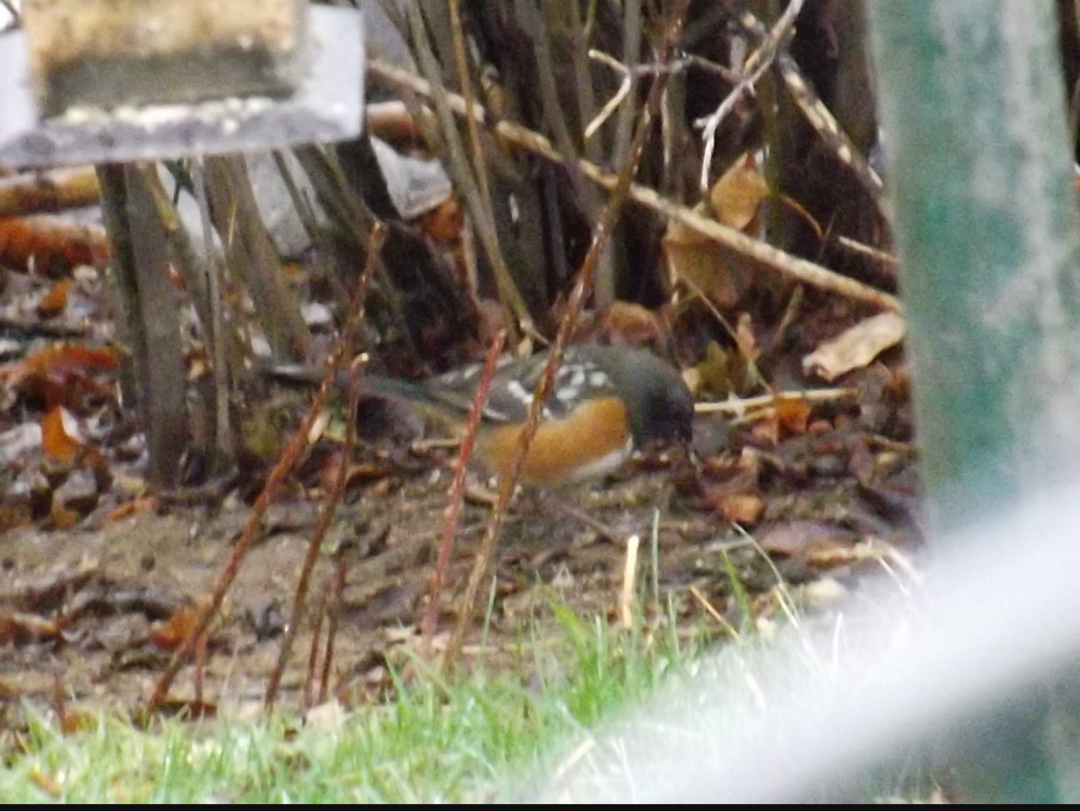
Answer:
xmin=268 ymin=344 xmax=695 ymax=488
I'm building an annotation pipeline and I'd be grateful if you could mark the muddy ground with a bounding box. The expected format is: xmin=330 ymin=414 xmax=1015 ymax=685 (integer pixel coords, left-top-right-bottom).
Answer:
xmin=0 ymin=409 xmax=920 ymax=722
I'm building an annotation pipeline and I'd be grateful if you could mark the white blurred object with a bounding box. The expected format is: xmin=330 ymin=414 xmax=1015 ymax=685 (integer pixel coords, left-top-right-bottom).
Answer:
xmin=370 ymin=135 xmax=451 ymax=219
xmin=531 ymin=478 xmax=1080 ymax=802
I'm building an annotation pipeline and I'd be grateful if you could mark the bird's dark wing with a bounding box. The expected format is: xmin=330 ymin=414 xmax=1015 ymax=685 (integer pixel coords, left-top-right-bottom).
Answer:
xmin=423 ymin=347 xmax=620 ymax=424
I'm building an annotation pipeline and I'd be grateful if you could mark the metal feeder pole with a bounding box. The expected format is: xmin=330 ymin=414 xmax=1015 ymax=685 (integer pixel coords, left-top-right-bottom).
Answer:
xmin=867 ymin=1 xmax=1080 ymax=802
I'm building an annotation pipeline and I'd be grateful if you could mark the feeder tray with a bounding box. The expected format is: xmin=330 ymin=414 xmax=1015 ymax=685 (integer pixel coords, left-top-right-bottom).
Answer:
xmin=0 ymin=2 xmax=364 ymax=168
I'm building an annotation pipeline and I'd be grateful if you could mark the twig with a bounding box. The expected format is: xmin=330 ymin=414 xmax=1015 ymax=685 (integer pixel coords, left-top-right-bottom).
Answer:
xmin=144 ymin=223 xmax=384 ymax=716
xmin=440 ymin=0 xmax=694 ymax=674
xmin=694 ymin=387 xmax=859 ymax=416
xmin=264 ymin=228 xmax=385 ymax=711
xmin=447 ymin=0 xmax=495 ymax=236
xmin=146 ymin=409 xmax=324 ymax=708
xmin=689 ymin=584 xmax=740 ymax=639
xmin=584 ymin=52 xmax=633 ymax=141
xmin=833 ymin=234 xmax=898 ymax=266
xmin=318 ymin=557 xmax=347 ymax=705
xmin=367 ymin=58 xmax=901 ymax=312
xmin=620 ymin=534 xmax=640 ymax=629
xmin=298 ymin=354 xmax=366 ymax=713
xmin=420 ymin=328 xmax=507 ymax=649
xmin=730 ymin=6 xmax=886 ymax=209
xmin=190 ymin=160 xmax=232 ymax=461
xmin=585 ymin=50 xmax=698 ymax=141
xmin=696 ymin=0 xmax=806 ymax=192
xmin=303 ymin=582 xmax=329 ymax=710
xmin=777 ymin=53 xmax=886 ymax=207
xmin=146 ymin=398 xmax=321 ymax=709
xmin=405 ymin=3 xmax=531 ymax=334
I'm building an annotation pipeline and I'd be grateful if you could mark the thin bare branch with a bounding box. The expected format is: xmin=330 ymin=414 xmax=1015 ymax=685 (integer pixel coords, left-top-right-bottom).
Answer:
xmin=730 ymin=5 xmax=886 ymax=208
xmin=264 ymin=228 xmax=385 ymax=711
xmin=367 ymin=58 xmax=901 ymax=313
xmin=694 ymin=387 xmax=859 ymax=416
xmin=405 ymin=3 xmax=531 ymax=333
xmin=421 ymin=328 xmax=507 ymax=649
xmin=696 ymin=0 xmax=807 ymax=192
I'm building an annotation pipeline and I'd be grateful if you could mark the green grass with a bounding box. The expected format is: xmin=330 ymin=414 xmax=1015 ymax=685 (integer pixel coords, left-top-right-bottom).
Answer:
xmin=1 ymin=603 xmax=698 ymax=803
xmin=3 ymin=525 xmax=938 ymax=803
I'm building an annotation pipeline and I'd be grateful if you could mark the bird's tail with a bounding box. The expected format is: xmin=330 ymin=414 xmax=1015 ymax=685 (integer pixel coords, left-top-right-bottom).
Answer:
xmin=257 ymin=361 xmax=429 ymax=402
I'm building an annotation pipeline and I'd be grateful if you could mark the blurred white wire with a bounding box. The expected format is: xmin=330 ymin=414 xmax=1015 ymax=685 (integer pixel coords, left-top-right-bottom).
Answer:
xmin=0 ymin=1 xmax=17 ymax=31
xmin=524 ymin=479 xmax=1080 ymax=802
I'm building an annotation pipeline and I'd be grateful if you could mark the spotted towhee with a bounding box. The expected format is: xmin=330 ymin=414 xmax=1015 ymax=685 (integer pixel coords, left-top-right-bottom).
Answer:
xmin=269 ymin=344 xmax=694 ymax=487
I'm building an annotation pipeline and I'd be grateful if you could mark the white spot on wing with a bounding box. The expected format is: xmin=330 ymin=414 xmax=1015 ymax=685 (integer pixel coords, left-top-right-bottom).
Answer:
xmin=507 ymin=379 xmax=533 ymax=404
xmin=555 ymin=386 xmax=579 ymax=402
xmin=482 ymin=405 xmax=510 ymax=421
xmin=588 ymin=371 xmax=609 ymax=388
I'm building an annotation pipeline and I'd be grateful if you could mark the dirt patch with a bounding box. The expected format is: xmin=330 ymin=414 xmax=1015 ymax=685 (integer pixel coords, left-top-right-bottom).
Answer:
xmin=1 ymin=425 xmax=920 ymax=719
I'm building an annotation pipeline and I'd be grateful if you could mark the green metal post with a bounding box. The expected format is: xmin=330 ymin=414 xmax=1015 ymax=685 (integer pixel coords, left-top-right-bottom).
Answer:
xmin=866 ymin=1 xmax=1080 ymax=802
xmin=869 ymin=0 xmax=1080 ymax=524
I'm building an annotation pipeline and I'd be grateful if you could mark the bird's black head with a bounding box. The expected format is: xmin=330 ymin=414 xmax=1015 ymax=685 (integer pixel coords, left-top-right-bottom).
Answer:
xmin=591 ymin=346 xmax=694 ymax=446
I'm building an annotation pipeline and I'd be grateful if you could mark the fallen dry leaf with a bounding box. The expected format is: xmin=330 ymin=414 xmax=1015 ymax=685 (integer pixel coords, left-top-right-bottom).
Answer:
xmin=36 ymin=279 xmax=71 ymax=319
xmin=40 ymin=406 xmax=82 ymax=463
xmin=716 ymin=493 xmax=765 ymax=524
xmin=594 ymin=301 xmax=671 ymax=351
xmin=664 ymin=217 xmax=755 ymax=309
xmin=710 ymin=151 xmax=768 ymax=231
xmin=802 ymin=312 xmax=906 ymax=382
xmin=774 ymin=396 xmax=811 ymax=437
xmin=150 ymin=604 xmax=202 ymax=650
xmin=759 ymin=520 xmax=857 ymax=559
xmin=0 ymin=215 xmax=109 ymax=273
xmin=421 ymin=195 xmax=462 ymax=244
xmin=0 ymin=343 xmax=120 ymax=411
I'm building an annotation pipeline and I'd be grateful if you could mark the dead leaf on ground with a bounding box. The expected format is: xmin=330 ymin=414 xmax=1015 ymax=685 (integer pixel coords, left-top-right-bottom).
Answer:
xmin=802 ymin=312 xmax=906 ymax=382
xmin=36 ymin=279 xmax=71 ymax=319
xmin=421 ymin=195 xmax=462 ymax=243
xmin=150 ymin=604 xmax=202 ymax=650
xmin=774 ymin=397 xmax=812 ymax=437
xmin=694 ymin=340 xmax=759 ymax=399
xmin=664 ymin=152 xmax=776 ymax=309
xmin=0 ymin=167 xmax=101 ymax=218
xmin=104 ymin=497 xmax=156 ymax=523
xmin=664 ymin=218 xmax=748 ymax=309
xmin=715 ymin=493 xmax=765 ymax=524
xmin=0 ymin=216 xmax=109 ymax=274
xmin=759 ymin=520 xmax=859 ymax=561
xmin=40 ymin=406 xmax=82 ymax=463
xmin=594 ymin=301 xmax=673 ymax=353
xmin=0 ymin=343 xmax=120 ymax=411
